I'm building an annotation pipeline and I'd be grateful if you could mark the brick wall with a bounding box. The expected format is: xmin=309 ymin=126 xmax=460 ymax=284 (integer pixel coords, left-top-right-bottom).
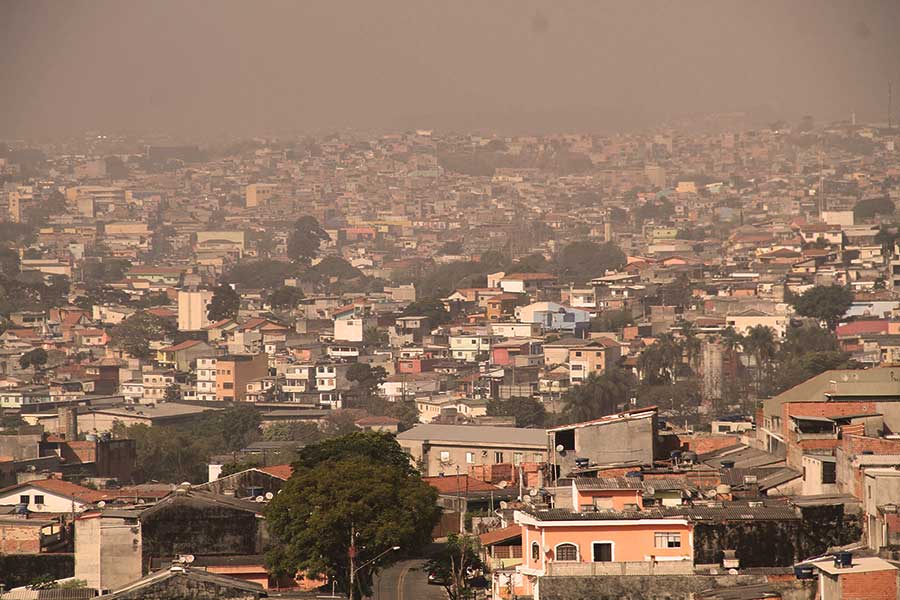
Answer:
xmin=783 ymin=401 xmax=877 ymax=438
xmin=843 ymin=434 xmax=900 ymax=456
xmin=677 ymin=434 xmax=739 ymax=455
xmin=839 ymin=569 xmax=897 ymax=600
xmin=0 ymin=522 xmax=41 ymax=554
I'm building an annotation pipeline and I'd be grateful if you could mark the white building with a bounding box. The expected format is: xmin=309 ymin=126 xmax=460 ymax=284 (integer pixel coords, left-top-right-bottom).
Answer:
xmin=177 ymin=290 xmax=214 ymax=332
xmin=196 ymin=357 xmax=218 ymax=401
xmin=0 ymin=479 xmax=103 ymax=513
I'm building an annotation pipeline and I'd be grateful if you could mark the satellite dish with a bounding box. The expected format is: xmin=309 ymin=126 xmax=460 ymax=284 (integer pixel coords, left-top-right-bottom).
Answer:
xmin=499 ymin=501 xmax=508 ymax=509
xmin=555 ymin=445 xmax=565 ymax=453
xmin=529 ymin=488 xmax=538 ymax=497
xmin=97 ymin=501 xmax=106 ymax=508
xmin=543 ymin=545 xmax=551 ymax=553
xmin=497 ymin=481 xmax=508 ymax=489
xmin=255 ymin=495 xmax=265 ymax=503
xmin=182 ymin=554 xmax=195 ymax=564
xmin=264 ymin=492 xmax=274 ymax=500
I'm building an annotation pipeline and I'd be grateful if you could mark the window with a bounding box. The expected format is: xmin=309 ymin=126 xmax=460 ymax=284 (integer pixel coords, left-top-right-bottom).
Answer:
xmin=532 ymin=542 xmax=540 ymax=561
xmin=593 ymin=497 xmax=614 ymax=510
xmin=718 ymin=425 xmax=731 ymax=433
xmin=222 ymin=382 xmax=234 ymax=389
xmin=555 ymin=543 xmax=578 ymax=561
xmin=440 ymin=451 xmax=451 ymax=463
xmin=822 ymin=461 xmax=837 ymax=484
xmin=654 ymin=532 xmax=681 ymax=548
xmin=574 ymin=351 xmax=582 ymax=357
xmin=514 ymin=452 xmax=523 ymax=465
xmin=19 ymin=495 xmax=29 ymax=504
xmin=556 ymin=428 xmax=575 ymax=451
xmin=466 ymin=452 xmax=475 ymax=464
xmin=34 ymin=495 xmax=44 ymax=505
xmin=494 ymin=451 xmax=504 ymax=463
xmin=592 ymin=542 xmax=613 ymax=562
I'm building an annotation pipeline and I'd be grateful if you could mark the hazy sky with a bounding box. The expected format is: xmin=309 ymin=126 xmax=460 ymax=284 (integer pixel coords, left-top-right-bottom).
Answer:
xmin=2 ymin=0 xmax=900 ymax=138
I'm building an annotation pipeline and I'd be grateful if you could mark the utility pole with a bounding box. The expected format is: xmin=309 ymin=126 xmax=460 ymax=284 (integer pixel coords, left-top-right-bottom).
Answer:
xmin=348 ymin=524 xmax=356 ymax=600
xmin=890 ymin=80 xmax=894 ymax=130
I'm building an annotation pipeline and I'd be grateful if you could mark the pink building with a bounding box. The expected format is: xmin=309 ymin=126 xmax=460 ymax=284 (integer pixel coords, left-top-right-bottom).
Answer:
xmin=511 ymin=509 xmax=693 ymax=597
xmin=571 ymin=477 xmax=644 ymax=512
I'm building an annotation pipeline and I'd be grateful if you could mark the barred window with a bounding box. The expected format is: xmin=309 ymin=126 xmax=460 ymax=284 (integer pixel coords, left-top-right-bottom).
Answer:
xmin=555 ymin=543 xmax=578 ymax=561
xmin=654 ymin=532 xmax=681 ymax=548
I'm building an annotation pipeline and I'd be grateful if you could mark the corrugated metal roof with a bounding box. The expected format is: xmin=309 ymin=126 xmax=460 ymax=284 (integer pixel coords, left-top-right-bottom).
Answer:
xmin=396 ymin=424 xmax=547 ymax=446
xmin=573 ymin=477 xmax=643 ymax=490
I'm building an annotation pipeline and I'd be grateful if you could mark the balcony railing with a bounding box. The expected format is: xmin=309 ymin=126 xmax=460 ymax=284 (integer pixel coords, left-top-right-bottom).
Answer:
xmin=545 ymin=560 xmax=693 ymax=577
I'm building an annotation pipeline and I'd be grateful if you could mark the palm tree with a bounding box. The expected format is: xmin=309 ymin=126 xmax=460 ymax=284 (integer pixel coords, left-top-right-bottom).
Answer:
xmin=562 ymin=370 xmax=634 ymax=422
xmin=680 ymin=321 xmax=702 ymax=372
xmin=743 ymin=325 xmax=777 ymax=397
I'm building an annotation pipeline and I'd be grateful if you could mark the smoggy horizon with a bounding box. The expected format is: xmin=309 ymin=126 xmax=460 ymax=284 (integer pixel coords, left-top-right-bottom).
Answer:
xmin=2 ymin=0 xmax=900 ymax=140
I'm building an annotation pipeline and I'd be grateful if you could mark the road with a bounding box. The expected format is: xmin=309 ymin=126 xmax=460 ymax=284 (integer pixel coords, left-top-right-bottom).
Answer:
xmin=373 ymin=559 xmax=446 ymax=600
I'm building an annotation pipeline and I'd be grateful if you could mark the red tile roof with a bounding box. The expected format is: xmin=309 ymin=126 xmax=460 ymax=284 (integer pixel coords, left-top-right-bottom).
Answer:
xmin=159 ymin=339 xmax=205 ymax=352
xmin=258 ymin=464 xmax=293 ymax=480
xmin=423 ymin=474 xmax=501 ymax=494
xmin=479 ymin=525 xmax=522 ymax=546
xmin=0 ymin=478 xmax=106 ymax=504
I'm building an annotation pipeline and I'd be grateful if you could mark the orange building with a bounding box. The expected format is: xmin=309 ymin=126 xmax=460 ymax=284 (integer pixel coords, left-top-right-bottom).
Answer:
xmin=216 ymin=354 xmax=268 ymax=402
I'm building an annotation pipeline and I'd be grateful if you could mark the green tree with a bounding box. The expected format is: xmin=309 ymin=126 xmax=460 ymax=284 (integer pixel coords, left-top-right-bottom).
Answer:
xmin=346 ymin=363 xmax=387 ymax=407
xmin=590 ymin=309 xmax=634 ymax=332
xmin=220 ymin=458 xmax=263 ymax=477
xmin=226 ymin=259 xmax=298 ymax=289
xmin=163 ymin=383 xmax=182 ymax=403
xmin=305 ymin=256 xmax=363 ymax=282
xmin=402 ymin=298 xmax=450 ymax=325
xmin=265 ymin=433 xmax=440 ymax=599
xmin=424 ymin=534 xmax=484 ymax=600
xmin=555 ymin=241 xmax=626 ymax=282
xmin=287 ymin=216 xmax=330 ymax=266
xmin=0 ymin=247 xmax=20 ymax=279
xmin=486 ymin=396 xmax=546 ymax=427
xmin=264 ymin=421 xmax=324 ymax=444
xmin=854 ymin=197 xmax=895 ymax=221
xmin=110 ymin=311 xmax=176 ymax=360
xmin=742 ymin=325 xmax=777 ymax=395
xmin=363 ymin=326 xmax=387 ymax=346
xmin=562 ymin=368 xmax=635 ymax=422
xmin=207 ymin=283 xmax=240 ymax=322
xmin=19 ymin=347 xmax=48 ymax=371
xmin=790 ymin=285 xmax=854 ymax=330
xmin=637 ymin=379 xmax=701 ymax=426
xmin=267 ymin=285 xmax=305 ymax=309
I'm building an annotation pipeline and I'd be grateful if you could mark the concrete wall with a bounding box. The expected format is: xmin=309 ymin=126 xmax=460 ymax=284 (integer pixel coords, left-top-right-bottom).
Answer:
xmin=75 ymin=514 xmax=143 ymax=591
xmin=538 ymin=574 xmax=815 ymax=600
xmin=553 ymin=415 xmax=656 ymax=476
xmin=140 ymin=498 xmax=264 ymax=572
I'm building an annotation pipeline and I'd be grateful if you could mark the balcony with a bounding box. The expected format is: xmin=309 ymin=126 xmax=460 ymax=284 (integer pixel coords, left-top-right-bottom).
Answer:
xmin=544 ymin=559 xmax=693 ymax=577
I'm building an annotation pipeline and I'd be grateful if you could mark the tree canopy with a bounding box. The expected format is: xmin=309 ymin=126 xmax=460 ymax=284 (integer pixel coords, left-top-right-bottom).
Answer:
xmin=265 ymin=432 xmax=439 ymax=598
xmin=267 ymin=285 xmax=305 ymax=310
xmin=486 ymin=396 xmax=547 ymax=428
xmin=789 ymin=285 xmax=854 ymax=330
xmin=207 ymin=283 xmax=240 ymax=322
xmin=109 ymin=311 xmax=176 ymax=360
xmin=287 ymin=216 xmax=330 ymax=265
xmin=562 ymin=368 xmax=635 ymax=423
xmin=555 ymin=241 xmax=626 ymax=282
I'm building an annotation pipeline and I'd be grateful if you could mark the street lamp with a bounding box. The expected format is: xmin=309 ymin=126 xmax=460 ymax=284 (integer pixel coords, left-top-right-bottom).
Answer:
xmin=349 ymin=545 xmax=401 ymax=599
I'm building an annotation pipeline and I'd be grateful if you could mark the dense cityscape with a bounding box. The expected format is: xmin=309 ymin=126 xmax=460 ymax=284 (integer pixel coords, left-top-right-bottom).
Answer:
xmin=4 ymin=2 xmax=900 ymax=600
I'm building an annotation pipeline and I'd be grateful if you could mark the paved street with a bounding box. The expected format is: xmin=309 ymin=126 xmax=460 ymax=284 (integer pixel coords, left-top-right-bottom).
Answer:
xmin=373 ymin=559 xmax=446 ymax=600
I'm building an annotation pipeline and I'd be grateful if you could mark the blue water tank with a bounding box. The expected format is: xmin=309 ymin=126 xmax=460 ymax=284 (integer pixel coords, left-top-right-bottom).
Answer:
xmin=834 ymin=552 xmax=852 ymax=568
xmin=794 ymin=565 xmax=815 ymax=579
